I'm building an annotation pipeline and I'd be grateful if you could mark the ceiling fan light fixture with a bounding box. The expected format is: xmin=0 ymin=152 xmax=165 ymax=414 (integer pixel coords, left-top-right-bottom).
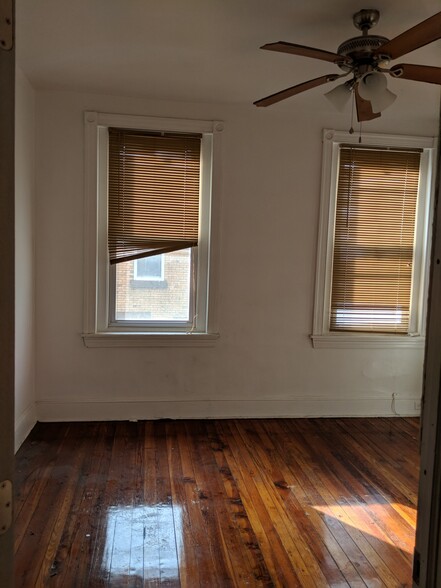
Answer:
xmin=371 ymin=87 xmax=397 ymax=113
xmin=358 ymin=71 xmax=396 ymax=113
xmin=324 ymin=82 xmax=352 ymax=111
xmin=255 ymin=9 xmax=441 ymax=122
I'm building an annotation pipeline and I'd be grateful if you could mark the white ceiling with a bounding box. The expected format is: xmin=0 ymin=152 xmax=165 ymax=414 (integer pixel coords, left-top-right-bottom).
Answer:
xmin=16 ymin=0 xmax=441 ymax=108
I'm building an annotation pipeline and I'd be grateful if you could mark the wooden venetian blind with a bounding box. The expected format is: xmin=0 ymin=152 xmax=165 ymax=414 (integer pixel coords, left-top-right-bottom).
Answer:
xmin=330 ymin=146 xmax=421 ymax=333
xmin=108 ymin=128 xmax=201 ymax=264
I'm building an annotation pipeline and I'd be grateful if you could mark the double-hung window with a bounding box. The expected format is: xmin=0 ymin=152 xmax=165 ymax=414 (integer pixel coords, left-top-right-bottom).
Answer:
xmin=312 ymin=129 xmax=436 ymax=348
xmin=83 ymin=112 xmax=221 ymax=346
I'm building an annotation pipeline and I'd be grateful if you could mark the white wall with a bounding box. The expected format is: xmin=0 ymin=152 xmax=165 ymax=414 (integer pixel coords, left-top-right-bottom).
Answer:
xmin=34 ymin=88 xmax=440 ymax=421
xmin=15 ymin=67 xmax=36 ymax=448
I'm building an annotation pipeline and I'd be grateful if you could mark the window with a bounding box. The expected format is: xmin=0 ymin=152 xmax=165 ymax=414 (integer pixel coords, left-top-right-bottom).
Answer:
xmin=83 ymin=112 xmax=222 ymax=346
xmin=133 ymin=256 xmax=164 ymax=281
xmin=312 ymin=129 xmax=435 ymax=348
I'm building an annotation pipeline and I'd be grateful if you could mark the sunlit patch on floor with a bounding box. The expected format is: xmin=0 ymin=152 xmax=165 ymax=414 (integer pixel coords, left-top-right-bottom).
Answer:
xmin=312 ymin=503 xmax=415 ymax=554
xmin=102 ymin=504 xmax=183 ymax=581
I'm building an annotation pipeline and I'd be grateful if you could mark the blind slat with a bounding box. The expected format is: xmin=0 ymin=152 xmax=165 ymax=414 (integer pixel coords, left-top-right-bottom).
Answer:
xmin=330 ymin=146 xmax=421 ymax=333
xmin=108 ymin=128 xmax=201 ymax=264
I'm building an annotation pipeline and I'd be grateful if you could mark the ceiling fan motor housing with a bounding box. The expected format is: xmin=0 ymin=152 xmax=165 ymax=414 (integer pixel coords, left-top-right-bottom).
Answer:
xmin=337 ymin=35 xmax=390 ymax=72
xmin=336 ymin=10 xmax=391 ymax=73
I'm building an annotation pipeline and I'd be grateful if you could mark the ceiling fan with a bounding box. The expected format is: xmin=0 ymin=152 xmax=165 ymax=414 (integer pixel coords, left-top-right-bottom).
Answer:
xmin=254 ymin=9 xmax=441 ymax=121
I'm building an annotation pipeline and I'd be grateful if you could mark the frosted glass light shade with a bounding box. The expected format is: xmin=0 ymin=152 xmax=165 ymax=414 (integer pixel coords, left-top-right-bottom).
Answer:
xmin=358 ymin=72 xmax=397 ymax=113
xmin=324 ymin=82 xmax=352 ymax=111
xmin=370 ymin=88 xmax=397 ymax=113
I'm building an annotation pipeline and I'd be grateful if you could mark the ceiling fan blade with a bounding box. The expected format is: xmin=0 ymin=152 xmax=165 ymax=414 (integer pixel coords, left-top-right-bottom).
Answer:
xmin=355 ymin=88 xmax=381 ymax=122
xmin=391 ymin=63 xmax=441 ymax=85
xmin=261 ymin=42 xmax=351 ymax=65
xmin=373 ymin=11 xmax=441 ymax=60
xmin=254 ymin=74 xmax=339 ymax=107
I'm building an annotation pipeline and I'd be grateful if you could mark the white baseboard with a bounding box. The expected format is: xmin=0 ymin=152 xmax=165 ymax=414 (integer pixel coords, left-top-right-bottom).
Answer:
xmin=36 ymin=396 xmax=421 ymax=422
xmin=15 ymin=403 xmax=37 ymax=452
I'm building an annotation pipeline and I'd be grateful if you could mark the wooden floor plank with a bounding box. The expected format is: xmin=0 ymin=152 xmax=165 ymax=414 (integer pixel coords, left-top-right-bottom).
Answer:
xmin=263 ymin=420 xmax=379 ymax=586
xmin=89 ymin=422 xmax=130 ymax=588
xmin=151 ymin=421 xmax=181 ymax=586
xmin=289 ymin=418 xmax=416 ymax=587
xmin=216 ymin=421 xmax=302 ymax=588
xmin=14 ymin=423 xmax=71 ymax=554
xmin=207 ymin=421 xmax=274 ymax=587
xmin=334 ymin=419 xmax=419 ymax=506
xmin=47 ymin=422 xmax=115 ymax=588
xmin=313 ymin=419 xmax=416 ymax=552
xmin=165 ymin=421 xmax=206 ymax=588
xmin=14 ymin=418 xmax=419 ymax=587
xmin=141 ymin=421 xmax=162 ymax=588
xmin=181 ymin=421 xmax=237 ymax=588
xmin=275 ymin=419 xmax=399 ymax=586
xmin=340 ymin=418 xmax=419 ymax=483
xmin=251 ymin=420 xmax=357 ymax=587
xmin=231 ymin=420 xmax=332 ymax=587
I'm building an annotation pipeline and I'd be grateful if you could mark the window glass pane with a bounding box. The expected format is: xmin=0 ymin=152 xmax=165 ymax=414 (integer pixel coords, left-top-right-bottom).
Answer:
xmin=134 ymin=256 xmax=164 ymax=280
xmin=115 ymin=249 xmax=192 ymax=322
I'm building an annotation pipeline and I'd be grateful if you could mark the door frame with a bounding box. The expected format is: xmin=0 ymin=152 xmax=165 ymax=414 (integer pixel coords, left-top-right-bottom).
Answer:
xmin=414 ymin=111 xmax=441 ymax=586
xmin=0 ymin=0 xmax=15 ymax=586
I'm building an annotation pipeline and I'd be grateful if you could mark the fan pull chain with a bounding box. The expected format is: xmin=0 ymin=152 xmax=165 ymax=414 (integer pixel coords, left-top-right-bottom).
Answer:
xmin=359 ymin=122 xmax=363 ymax=143
xmin=349 ymin=90 xmax=355 ymax=134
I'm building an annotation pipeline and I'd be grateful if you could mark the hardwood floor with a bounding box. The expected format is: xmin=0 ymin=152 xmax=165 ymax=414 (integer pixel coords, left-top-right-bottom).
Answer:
xmin=14 ymin=418 xmax=419 ymax=587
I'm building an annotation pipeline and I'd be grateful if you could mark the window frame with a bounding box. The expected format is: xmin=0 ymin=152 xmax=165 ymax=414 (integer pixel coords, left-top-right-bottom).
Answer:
xmin=83 ymin=111 xmax=222 ymax=347
xmin=312 ymin=129 xmax=436 ymax=349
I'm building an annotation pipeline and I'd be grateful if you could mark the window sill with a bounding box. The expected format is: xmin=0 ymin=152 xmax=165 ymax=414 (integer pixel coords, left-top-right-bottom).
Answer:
xmin=311 ymin=333 xmax=425 ymax=349
xmin=82 ymin=332 xmax=220 ymax=348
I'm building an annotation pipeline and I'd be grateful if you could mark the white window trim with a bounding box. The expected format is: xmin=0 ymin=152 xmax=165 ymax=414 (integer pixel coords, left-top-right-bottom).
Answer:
xmin=82 ymin=111 xmax=222 ymax=347
xmin=312 ymin=129 xmax=436 ymax=349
